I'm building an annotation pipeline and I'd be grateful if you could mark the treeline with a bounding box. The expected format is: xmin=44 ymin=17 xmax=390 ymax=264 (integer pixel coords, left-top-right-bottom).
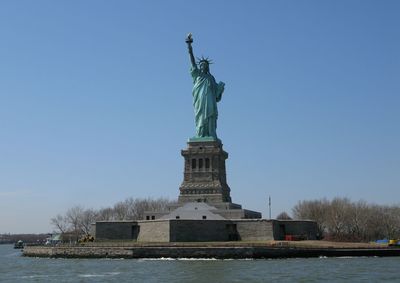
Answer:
xmin=51 ymin=197 xmax=174 ymax=239
xmin=292 ymin=198 xmax=400 ymax=242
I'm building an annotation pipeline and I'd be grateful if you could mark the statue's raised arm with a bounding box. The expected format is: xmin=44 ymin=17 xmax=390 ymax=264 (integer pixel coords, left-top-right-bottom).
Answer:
xmin=185 ymin=33 xmax=196 ymax=68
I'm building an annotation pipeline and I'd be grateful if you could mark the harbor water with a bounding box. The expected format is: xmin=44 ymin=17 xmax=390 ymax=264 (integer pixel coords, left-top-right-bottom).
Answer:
xmin=0 ymin=244 xmax=399 ymax=282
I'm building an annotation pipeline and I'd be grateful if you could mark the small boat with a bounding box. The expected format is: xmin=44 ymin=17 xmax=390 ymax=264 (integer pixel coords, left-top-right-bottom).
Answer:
xmin=14 ymin=240 xmax=24 ymax=249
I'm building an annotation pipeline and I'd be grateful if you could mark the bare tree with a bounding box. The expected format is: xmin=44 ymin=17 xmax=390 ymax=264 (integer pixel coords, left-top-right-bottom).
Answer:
xmin=327 ymin=197 xmax=351 ymax=239
xmin=50 ymin=214 xmax=68 ymax=234
xmin=293 ymin=198 xmax=400 ymax=242
xmin=113 ymin=201 xmax=129 ymax=220
xmin=50 ymin=197 xmax=181 ymax=241
xmin=80 ymin=209 xmax=97 ymax=235
xmin=345 ymin=200 xmax=370 ymax=241
xmin=65 ymin=205 xmax=85 ymax=241
xmin=380 ymin=205 xmax=400 ymax=239
xmin=276 ymin=211 xmax=292 ymax=220
xmin=292 ymin=199 xmax=329 ymax=237
xmin=96 ymin=207 xmax=115 ymax=221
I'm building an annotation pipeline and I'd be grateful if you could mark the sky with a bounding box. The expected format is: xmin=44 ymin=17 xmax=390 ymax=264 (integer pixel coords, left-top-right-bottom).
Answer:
xmin=0 ymin=1 xmax=399 ymax=233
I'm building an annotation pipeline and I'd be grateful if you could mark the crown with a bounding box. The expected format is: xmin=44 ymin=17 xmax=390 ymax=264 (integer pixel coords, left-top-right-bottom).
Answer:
xmin=197 ymin=56 xmax=213 ymax=65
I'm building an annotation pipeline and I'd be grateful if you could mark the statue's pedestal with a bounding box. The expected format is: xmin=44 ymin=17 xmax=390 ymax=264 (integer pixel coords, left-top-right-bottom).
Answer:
xmin=179 ymin=140 xmax=231 ymax=203
xmin=144 ymin=140 xmax=261 ymax=220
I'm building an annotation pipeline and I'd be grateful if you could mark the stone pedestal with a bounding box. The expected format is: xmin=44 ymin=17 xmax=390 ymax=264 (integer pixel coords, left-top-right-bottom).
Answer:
xmin=143 ymin=139 xmax=262 ymax=221
xmin=178 ymin=140 xmax=232 ymax=203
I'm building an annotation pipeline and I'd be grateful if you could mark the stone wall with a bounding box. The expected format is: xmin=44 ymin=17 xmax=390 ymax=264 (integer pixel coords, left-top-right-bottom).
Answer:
xmin=24 ymin=244 xmax=400 ymax=259
xmin=179 ymin=141 xmax=232 ymax=203
xmin=170 ymin=220 xmax=232 ymax=242
xmin=243 ymin=209 xmax=263 ymax=219
xmin=95 ymin=221 xmax=137 ymax=241
xmin=273 ymin=220 xmax=318 ymax=240
xmin=137 ymin=220 xmax=170 ymax=242
xmin=23 ymin=246 xmax=133 ymax=258
xmin=94 ymin=219 xmax=318 ymax=242
xmin=234 ymin=220 xmax=274 ymax=241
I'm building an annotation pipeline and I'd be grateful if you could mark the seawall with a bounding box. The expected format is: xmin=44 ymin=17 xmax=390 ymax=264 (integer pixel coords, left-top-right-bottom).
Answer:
xmin=23 ymin=242 xmax=400 ymax=259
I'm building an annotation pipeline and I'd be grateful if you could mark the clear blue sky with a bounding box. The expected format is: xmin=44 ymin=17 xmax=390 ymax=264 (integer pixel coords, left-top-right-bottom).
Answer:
xmin=1 ymin=1 xmax=399 ymax=233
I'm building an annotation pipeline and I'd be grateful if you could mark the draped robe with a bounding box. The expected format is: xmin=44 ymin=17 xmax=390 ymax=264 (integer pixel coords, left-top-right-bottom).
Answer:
xmin=190 ymin=66 xmax=224 ymax=138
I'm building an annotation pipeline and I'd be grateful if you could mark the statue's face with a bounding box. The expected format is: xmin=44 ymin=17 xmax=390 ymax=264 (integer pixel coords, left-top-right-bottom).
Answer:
xmin=199 ymin=62 xmax=209 ymax=73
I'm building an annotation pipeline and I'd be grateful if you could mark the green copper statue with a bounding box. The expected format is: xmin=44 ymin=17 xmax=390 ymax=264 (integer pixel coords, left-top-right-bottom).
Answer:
xmin=186 ymin=33 xmax=225 ymax=141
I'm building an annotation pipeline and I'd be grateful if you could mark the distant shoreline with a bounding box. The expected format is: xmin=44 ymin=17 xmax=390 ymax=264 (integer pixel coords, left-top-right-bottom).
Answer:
xmin=23 ymin=241 xmax=400 ymax=259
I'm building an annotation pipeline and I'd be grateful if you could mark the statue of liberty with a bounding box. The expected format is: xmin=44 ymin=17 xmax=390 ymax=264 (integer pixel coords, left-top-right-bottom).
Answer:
xmin=185 ymin=33 xmax=225 ymax=141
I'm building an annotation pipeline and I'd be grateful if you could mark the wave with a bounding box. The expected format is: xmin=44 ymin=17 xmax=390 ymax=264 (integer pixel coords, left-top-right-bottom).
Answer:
xmin=21 ymin=275 xmax=52 ymax=279
xmin=78 ymin=272 xmax=120 ymax=278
